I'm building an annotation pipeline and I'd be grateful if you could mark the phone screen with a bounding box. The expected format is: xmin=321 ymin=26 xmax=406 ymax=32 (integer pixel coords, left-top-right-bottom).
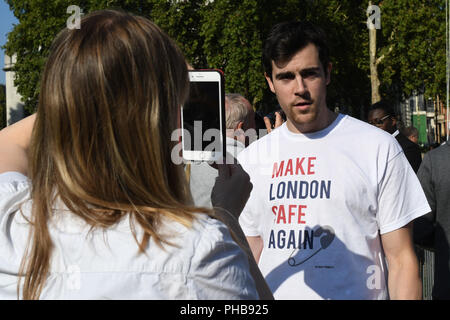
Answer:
xmin=182 ymin=81 xmax=221 ymax=153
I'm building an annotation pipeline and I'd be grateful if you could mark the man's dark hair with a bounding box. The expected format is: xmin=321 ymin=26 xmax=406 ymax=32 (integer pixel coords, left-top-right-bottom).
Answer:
xmin=369 ymin=100 xmax=397 ymax=117
xmin=403 ymin=126 xmax=419 ymax=137
xmin=262 ymin=21 xmax=330 ymax=78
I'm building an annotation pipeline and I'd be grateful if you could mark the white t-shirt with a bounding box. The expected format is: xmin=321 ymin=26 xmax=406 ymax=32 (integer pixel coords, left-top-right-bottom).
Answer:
xmin=0 ymin=172 xmax=258 ymax=300
xmin=238 ymin=114 xmax=430 ymax=300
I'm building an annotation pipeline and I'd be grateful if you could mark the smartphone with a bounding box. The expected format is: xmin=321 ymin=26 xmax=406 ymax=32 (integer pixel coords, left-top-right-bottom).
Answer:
xmin=181 ymin=70 xmax=226 ymax=162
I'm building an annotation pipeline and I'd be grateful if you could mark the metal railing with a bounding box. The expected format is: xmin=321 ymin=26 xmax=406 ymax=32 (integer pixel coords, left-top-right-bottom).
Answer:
xmin=415 ymin=245 xmax=435 ymax=300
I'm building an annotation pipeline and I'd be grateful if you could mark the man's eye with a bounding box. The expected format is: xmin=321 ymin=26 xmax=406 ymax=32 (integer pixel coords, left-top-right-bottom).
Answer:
xmin=279 ymin=74 xmax=295 ymax=80
xmin=303 ymin=71 xmax=318 ymax=78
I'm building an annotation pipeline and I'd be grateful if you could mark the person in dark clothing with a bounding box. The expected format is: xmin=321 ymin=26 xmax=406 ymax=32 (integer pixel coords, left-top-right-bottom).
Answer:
xmin=415 ymin=141 xmax=450 ymax=299
xmin=403 ymin=126 xmax=419 ymax=144
xmin=368 ymin=101 xmax=422 ymax=173
xmin=395 ymin=132 xmax=423 ymax=173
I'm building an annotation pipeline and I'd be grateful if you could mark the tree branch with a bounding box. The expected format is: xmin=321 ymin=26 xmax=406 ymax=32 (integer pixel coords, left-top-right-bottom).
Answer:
xmin=376 ymin=45 xmax=393 ymax=65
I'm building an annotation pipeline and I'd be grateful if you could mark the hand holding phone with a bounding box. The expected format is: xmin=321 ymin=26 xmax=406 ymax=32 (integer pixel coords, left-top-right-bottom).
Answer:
xmin=211 ymin=163 xmax=253 ymax=219
xmin=181 ymin=70 xmax=225 ymax=162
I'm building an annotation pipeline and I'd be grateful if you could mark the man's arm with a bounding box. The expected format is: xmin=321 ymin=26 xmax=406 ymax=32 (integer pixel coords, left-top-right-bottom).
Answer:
xmin=381 ymin=222 xmax=422 ymax=299
xmin=0 ymin=114 xmax=36 ymax=176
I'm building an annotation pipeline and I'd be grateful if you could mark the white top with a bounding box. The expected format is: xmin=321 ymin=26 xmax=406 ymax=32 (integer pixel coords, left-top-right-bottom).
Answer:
xmin=238 ymin=114 xmax=430 ymax=300
xmin=0 ymin=172 xmax=258 ymax=300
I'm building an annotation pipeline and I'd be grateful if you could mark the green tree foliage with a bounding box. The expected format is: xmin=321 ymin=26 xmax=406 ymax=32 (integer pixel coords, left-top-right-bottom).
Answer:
xmin=200 ymin=0 xmax=265 ymax=107
xmin=370 ymin=0 xmax=446 ymax=101
xmin=4 ymin=0 xmax=88 ymax=113
xmin=300 ymin=0 xmax=371 ymax=116
xmin=3 ymin=0 xmax=446 ymax=117
xmin=146 ymin=0 xmax=207 ymax=68
xmin=4 ymin=0 xmax=209 ymax=113
xmin=199 ymin=0 xmax=372 ymax=115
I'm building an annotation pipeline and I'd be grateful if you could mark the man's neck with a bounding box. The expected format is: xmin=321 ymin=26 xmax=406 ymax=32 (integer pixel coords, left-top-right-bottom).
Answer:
xmin=287 ymin=108 xmax=338 ymax=134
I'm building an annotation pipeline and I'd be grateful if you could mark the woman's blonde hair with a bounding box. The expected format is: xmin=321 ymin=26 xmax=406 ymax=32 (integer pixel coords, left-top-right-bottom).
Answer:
xmin=20 ymin=9 xmax=208 ymax=299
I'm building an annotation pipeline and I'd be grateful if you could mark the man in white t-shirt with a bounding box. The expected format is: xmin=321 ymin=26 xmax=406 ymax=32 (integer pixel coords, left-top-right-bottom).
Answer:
xmin=238 ymin=21 xmax=430 ymax=299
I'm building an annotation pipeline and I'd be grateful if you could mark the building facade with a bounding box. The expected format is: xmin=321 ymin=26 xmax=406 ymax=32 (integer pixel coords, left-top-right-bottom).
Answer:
xmin=3 ymin=54 xmax=24 ymax=126
xmin=397 ymin=92 xmax=448 ymax=146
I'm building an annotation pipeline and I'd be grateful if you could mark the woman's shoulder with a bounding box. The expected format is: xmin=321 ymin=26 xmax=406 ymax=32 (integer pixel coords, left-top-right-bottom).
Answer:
xmin=175 ymin=214 xmax=258 ymax=299
xmin=0 ymin=172 xmax=32 ymax=273
xmin=160 ymin=213 xmax=233 ymax=253
xmin=157 ymin=213 xmax=242 ymax=272
xmin=0 ymin=171 xmax=31 ymax=217
xmin=0 ymin=171 xmax=30 ymax=190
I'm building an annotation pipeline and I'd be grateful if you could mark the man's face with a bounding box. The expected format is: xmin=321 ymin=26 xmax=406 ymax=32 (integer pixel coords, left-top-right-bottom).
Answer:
xmin=265 ymin=43 xmax=331 ymax=133
xmin=225 ymin=98 xmax=256 ymax=146
xmin=408 ymin=134 xmax=418 ymax=144
xmin=244 ymin=101 xmax=256 ymax=132
xmin=367 ymin=109 xmax=396 ymax=134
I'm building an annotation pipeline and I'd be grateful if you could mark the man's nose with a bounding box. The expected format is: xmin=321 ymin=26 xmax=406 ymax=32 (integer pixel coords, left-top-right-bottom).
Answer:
xmin=294 ymin=76 xmax=307 ymax=95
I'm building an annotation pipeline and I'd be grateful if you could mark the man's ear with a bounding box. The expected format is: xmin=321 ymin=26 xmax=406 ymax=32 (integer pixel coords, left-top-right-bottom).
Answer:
xmin=236 ymin=121 xmax=244 ymax=131
xmin=264 ymin=72 xmax=276 ymax=94
xmin=326 ymin=62 xmax=332 ymax=85
xmin=391 ymin=116 xmax=397 ymax=127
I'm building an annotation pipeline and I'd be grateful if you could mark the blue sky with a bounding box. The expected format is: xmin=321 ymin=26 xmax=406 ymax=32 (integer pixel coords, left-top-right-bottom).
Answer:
xmin=0 ymin=1 xmax=18 ymax=85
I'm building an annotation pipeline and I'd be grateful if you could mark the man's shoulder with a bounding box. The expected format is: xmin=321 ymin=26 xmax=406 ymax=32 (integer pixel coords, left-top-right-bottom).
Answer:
xmin=339 ymin=114 xmax=398 ymax=144
xmin=343 ymin=114 xmax=386 ymax=133
xmin=425 ymin=141 xmax=450 ymax=163
xmin=396 ymin=133 xmax=418 ymax=149
xmin=238 ymin=115 xmax=400 ymax=161
xmin=238 ymin=126 xmax=284 ymax=161
xmin=431 ymin=141 xmax=450 ymax=154
xmin=330 ymin=115 xmax=406 ymax=165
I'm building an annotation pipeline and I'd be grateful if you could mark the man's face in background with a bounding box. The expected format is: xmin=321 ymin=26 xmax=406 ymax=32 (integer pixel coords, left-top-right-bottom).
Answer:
xmin=367 ymin=108 xmax=397 ymax=134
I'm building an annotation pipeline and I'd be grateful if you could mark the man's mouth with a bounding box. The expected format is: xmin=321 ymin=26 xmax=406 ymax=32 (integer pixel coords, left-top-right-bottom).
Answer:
xmin=294 ymin=101 xmax=313 ymax=107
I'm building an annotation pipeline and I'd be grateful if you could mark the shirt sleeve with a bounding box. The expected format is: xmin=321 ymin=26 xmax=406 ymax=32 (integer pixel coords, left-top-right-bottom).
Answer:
xmin=237 ymin=153 xmax=262 ymax=237
xmin=0 ymin=171 xmax=28 ymax=184
xmin=188 ymin=219 xmax=259 ymax=300
xmin=0 ymin=171 xmax=31 ymax=293
xmin=376 ymin=151 xmax=431 ymax=235
xmin=0 ymin=171 xmax=30 ymax=217
xmin=238 ymin=189 xmax=261 ymax=237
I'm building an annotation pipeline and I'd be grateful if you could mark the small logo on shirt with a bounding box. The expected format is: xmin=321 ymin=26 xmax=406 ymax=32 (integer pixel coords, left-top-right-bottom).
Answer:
xmin=287 ymin=225 xmax=335 ymax=267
